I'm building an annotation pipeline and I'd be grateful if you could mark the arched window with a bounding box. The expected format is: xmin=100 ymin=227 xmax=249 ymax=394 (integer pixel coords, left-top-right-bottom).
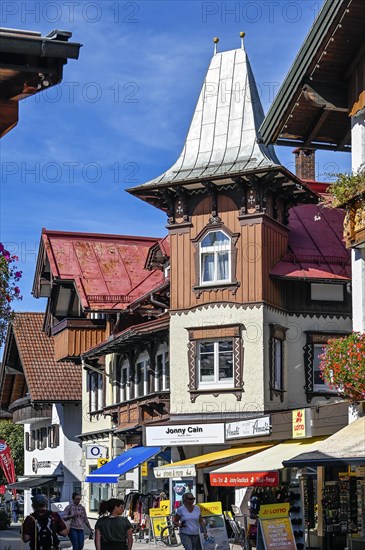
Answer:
xmin=200 ymin=230 xmax=231 ymax=285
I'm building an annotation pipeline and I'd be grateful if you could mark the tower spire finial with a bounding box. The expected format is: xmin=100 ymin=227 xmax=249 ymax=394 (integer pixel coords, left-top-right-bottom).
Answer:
xmin=240 ymin=31 xmax=245 ymax=49
xmin=213 ymin=37 xmax=219 ymax=55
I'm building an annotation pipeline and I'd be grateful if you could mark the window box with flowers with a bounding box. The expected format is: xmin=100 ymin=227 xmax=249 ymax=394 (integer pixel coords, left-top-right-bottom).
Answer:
xmin=319 ymin=332 xmax=365 ymax=401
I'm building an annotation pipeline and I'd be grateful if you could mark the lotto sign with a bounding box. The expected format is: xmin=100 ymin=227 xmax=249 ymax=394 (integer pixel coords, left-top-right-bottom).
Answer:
xmin=86 ymin=445 xmax=108 ymax=459
xmin=97 ymin=458 xmax=109 ymax=468
xmin=198 ymin=502 xmax=222 ymax=516
xmin=292 ymin=409 xmax=306 ymax=438
xmin=257 ymin=504 xmax=296 ymax=550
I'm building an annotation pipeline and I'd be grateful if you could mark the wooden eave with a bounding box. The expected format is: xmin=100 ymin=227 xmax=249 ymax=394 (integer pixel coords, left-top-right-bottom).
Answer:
xmin=260 ymin=0 xmax=365 ymax=151
xmin=0 ymin=28 xmax=81 ymax=137
xmin=127 ymin=165 xmax=320 ymax=212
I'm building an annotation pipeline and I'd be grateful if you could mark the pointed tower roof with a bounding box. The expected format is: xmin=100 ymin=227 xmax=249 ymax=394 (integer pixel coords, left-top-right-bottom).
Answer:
xmin=128 ymin=38 xmax=318 ymax=208
xmin=136 ymin=43 xmax=279 ymax=189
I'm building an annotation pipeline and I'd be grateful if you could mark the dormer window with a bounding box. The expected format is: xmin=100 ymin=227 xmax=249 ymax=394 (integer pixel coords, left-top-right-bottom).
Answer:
xmin=200 ymin=230 xmax=231 ymax=285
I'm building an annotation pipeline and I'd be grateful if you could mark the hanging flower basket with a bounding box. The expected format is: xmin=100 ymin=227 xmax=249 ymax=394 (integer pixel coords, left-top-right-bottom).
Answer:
xmin=319 ymin=332 xmax=365 ymax=401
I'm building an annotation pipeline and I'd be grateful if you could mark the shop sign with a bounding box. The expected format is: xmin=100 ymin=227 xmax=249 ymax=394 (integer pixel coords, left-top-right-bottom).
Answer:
xmin=256 ymin=503 xmax=296 ymax=550
xmin=154 ymin=466 xmax=196 ymax=479
xmin=141 ymin=461 xmax=148 ymax=477
xmin=145 ymin=423 xmax=225 ymax=446
xmin=86 ymin=445 xmax=108 ymax=459
xmin=97 ymin=458 xmax=108 ymax=468
xmin=209 ymin=471 xmax=279 ymax=487
xmin=32 ymin=458 xmax=51 ymax=474
xmin=292 ymin=409 xmax=306 ymax=438
xmin=225 ymin=416 xmax=271 ymax=440
xmin=149 ymin=500 xmax=170 ymax=517
xmin=150 ymin=516 xmax=168 ymax=538
xmin=198 ymin=502 xmax=222 ymax=516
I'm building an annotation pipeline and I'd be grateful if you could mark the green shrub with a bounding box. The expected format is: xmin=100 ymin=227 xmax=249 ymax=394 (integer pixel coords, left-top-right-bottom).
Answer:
xmin=327 ymin=170 xmax=365 ymax=207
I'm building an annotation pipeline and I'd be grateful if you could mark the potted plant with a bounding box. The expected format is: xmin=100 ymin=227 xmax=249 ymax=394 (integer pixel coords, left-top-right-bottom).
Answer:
xmin=319 ymin=332 xmax=365 ymax=401
xmin=326 ymin=170 xmax=365 ymax=207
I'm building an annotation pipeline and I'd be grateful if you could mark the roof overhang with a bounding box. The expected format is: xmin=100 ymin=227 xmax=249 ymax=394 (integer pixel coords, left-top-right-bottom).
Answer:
xmin=0 ymin=28 xmax=81 ymax=137
xmin=128 ymin=165 xmax=320 ymax=210
xmin=260 ymin=0 xmax=365 ymax=151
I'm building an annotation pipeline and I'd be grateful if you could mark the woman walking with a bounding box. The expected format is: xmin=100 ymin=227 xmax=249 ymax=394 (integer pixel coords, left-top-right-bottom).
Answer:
xmin=173 ymin=493 xmax=207 ymax=550
xmin=63 ymin=492 xmax=94 ymax=550
xmin=95 ymin=498 xmax=133 ymax=550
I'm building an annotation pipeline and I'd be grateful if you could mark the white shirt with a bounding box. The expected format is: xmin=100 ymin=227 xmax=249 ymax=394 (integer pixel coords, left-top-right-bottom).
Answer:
xmin=176 ymin=505 xmax=201 ymax=535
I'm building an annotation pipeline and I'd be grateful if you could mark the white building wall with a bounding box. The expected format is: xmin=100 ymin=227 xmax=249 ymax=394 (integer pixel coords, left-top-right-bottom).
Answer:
xmin=23 ymin=403 xmax=82 ymax=515
xmin=170 ymin=305 xmax=265 ymax=417
xmin=263 ymin=309 xmax=352 ymax=410
xmin=351 ymin=108 xmax=365 ymax=333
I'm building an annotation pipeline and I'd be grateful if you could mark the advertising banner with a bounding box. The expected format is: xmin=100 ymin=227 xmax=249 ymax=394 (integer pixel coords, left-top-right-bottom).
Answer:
xmin=149 ymin=500 xmax=170 ymax=517
xmin=210 ymin=471 xmax=279 ymax=487
xmin=0 ymin=440 xmax=16 ymax=485
xmin=197 ymin=502 xmax=229 ymax=550
xmin=154 ymin=465 xmax=196 ymax=479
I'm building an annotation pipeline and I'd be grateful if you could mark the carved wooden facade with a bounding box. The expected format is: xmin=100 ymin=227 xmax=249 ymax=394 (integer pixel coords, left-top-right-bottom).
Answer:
xmin=343 ymin=197 xmax=365 ymax=248
xmin=52 ymin=318 xmax=108 ymax=362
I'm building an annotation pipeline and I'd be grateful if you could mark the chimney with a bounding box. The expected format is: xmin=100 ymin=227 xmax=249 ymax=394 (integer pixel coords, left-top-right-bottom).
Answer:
xmin=293 ymin=148 xmax=316 ymax=180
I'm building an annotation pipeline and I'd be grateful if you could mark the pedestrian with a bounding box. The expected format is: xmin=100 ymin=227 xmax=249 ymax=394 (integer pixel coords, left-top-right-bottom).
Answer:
xmin=95 ymin=498 xmax=133 ymax=550
xmin=22 ymin=494 xmax=68 ymax=550
xmin=63 ymin=492 xmax=94 ymax=550
xmin=11 ymin=494 xmax=19 ymax=523
xmin=173 ymin=493 xmax=208 ymax=550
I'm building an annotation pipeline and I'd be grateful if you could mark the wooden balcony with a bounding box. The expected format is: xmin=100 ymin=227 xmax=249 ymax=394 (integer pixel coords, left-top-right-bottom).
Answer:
xmin=9 ymin=397 xmax=52 ymax=425
xmin=52 ymin=318 xmax=107 ymax=362
xmin=105 ymin=392 xmax=170 ymax=432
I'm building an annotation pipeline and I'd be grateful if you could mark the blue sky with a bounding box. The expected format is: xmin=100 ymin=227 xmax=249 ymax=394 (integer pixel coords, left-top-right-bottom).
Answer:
xmin=1 ymin=0 xmax=351 ymax=312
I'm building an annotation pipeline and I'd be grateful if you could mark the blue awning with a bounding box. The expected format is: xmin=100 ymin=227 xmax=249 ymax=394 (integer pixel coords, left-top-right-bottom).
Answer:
xmin=85 ymin=446 xmax=161 ymax=483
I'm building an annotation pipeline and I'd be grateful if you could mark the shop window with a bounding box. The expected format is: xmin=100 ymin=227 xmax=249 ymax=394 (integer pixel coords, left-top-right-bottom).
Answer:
xmin=191 ymin=223 xmax=240 ymax=295
xmin=304 ymin=331 xmax=348 ymax=402
xmin=187 ymin=325 xmax=243 ymax=402
xmin=48 ymin=424 xmax=60 ymax=449
xmin=269 ymin=324 xmax=287 ymax=401
xmin=89 ymin=465 xmax=111 ymax=512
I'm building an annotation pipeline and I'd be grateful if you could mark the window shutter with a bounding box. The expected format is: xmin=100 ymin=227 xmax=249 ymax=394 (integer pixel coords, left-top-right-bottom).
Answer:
xmin=25 ymin=432 xmax=30 ymax=451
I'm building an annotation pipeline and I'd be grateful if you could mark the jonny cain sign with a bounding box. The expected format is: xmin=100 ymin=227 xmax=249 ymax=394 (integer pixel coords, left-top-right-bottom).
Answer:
xmin=145 ymin=423 xmax=225 ymax=446
xmin=225 ymin=416 xmax=271 ymax=440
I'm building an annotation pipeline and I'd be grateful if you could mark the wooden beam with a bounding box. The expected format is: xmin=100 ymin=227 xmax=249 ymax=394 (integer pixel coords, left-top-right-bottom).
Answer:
xmin=303 ymin=108 xmax=330 ymax=147
xmin=0 ymin=99 xmax=18 ymax=138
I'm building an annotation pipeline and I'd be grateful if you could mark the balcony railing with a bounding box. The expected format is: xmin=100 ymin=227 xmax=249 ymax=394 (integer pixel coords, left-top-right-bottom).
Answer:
xmin=52 ymin=318 xmax=107 ymax=361
xmin=104 ymin=392 xmax=170 ymax=432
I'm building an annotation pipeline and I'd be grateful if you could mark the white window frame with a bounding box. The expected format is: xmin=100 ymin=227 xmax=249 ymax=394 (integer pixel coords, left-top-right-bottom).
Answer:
xmin=197 ymin=339 xmax=234 ymax=389
xmin=155 ymin=345 xmax=169 ymax=392
xmin=199 ymin=230 xmax=231 ymax=286
xmin=134 ymin=352 xmax=149 ymax=398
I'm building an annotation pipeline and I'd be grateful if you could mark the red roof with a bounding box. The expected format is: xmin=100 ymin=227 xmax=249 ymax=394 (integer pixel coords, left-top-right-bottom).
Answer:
xmin=1 ymin=312 xmax=81 ymax=403
xmin=271 ymin=204 xmax=351 ymax=281
xmin=34 ymin=229 xmax=164 ymax=310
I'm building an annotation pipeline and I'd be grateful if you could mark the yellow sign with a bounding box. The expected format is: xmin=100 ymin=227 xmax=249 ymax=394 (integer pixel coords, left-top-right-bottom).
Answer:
xmin=260 ymin=516 xmax=296 ymax=550
xmin=259 ymin=503 xmax=290 ymax=519
xmin=292 ymin=409 xmax=306 ymax=438
xmin=150 ymin=516 xmax=168 ymax=537
xmin=198 ymin=502 xmax=222 ymax=516
xmin=141 ymin=461 xmax=148 ymax=477
xmin=149 ymin=501 xmax=170 ymax=517
xmin=97 ymin=458 xmax=109 ymax=468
